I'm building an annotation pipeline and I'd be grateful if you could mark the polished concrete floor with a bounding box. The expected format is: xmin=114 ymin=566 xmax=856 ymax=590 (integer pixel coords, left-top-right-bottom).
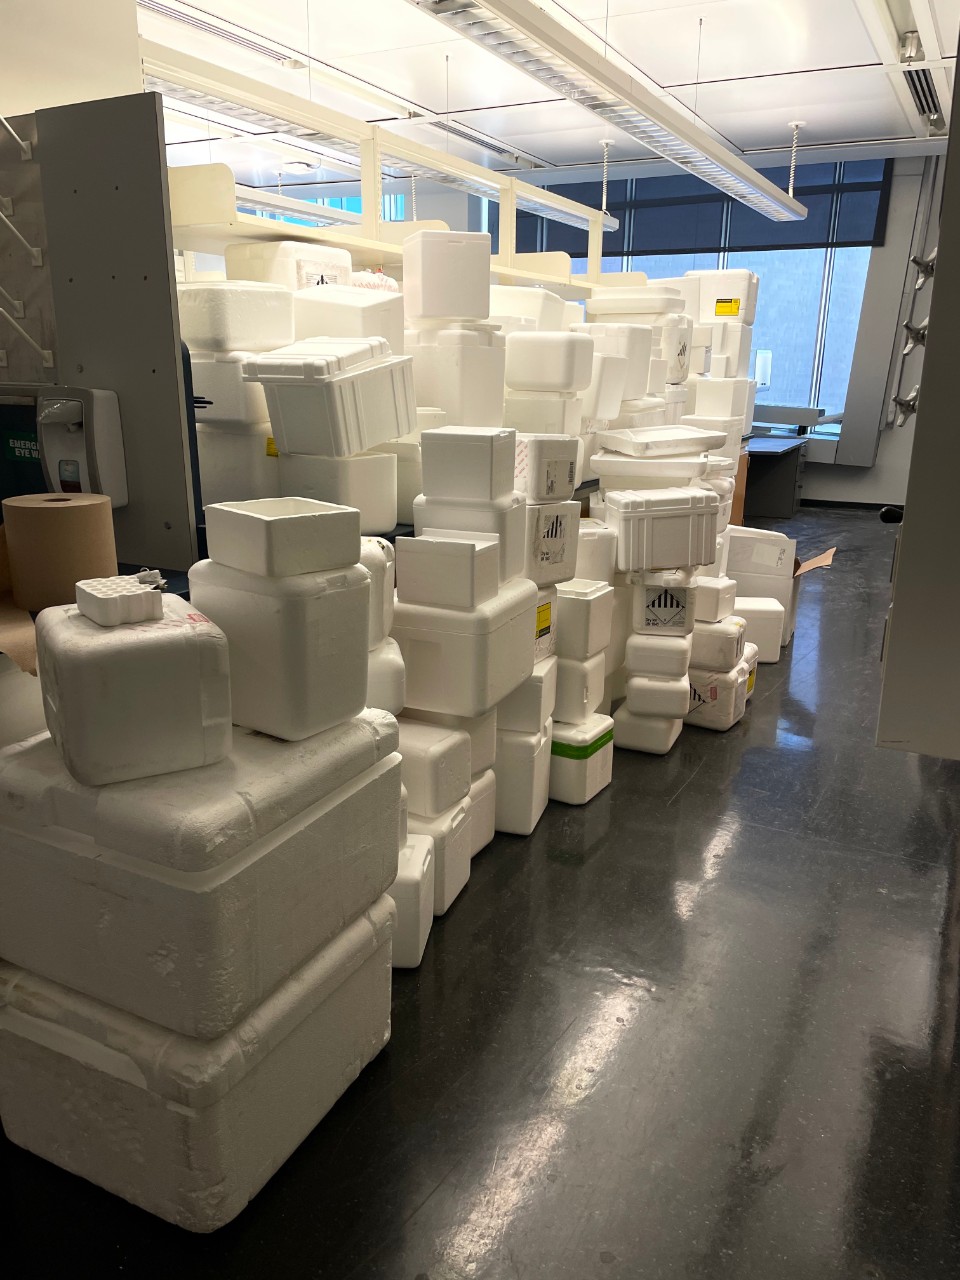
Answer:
xmin=3 ymin=507 xmax=960 ymax=1278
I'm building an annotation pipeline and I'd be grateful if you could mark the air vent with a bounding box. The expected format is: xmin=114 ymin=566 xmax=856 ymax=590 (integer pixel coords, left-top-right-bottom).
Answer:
xmin=903 ymin=66 xmax=942 ymax=119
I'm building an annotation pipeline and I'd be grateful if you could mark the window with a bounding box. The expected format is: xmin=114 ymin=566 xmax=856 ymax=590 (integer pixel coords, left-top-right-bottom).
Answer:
xmin=818 ymin=246 xmax=871 ymax=414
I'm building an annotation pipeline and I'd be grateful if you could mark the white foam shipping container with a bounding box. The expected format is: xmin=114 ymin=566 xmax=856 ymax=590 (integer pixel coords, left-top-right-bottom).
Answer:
xmin=514 ymin=433 xmax=578 ymax=502
xmin=694 ymin=575 xmax=736 ymax=623
xmin=490 ymin=285 xmax=565 ymax=331
xmin=625 ymin=672 xmax=691 ymax=718
xmin=581 ymin=353 xmax=628 ymax=423
xmin=414 ymin=491 xmax=526 ymax=582
xmin=178 ymin=282 xmax=294 ymax=354
xmin=689 ymin=376 xmax=757 ymax=421
xmin=612 ymin=706 xmax=682 ymax=755
xmin=397 ymin=719 xmax=471 ymax=818
xmin=278 ymin=451 xmax=397 ymax=535
xmin=604 ymin=488 xmax=719 ymax=572
xmin=366 ymin=433 xmax=422 ymax=524
xmin=360 ymin=537 xmax=395 ymax=648
xmin=192 ymin=352 xmax=269 ymax=426
xmin=524 ymin=499 xmax=580 ymax=587
xmin=294 ymin=284 xmax=404 ymax=355
xmin=606 ymin=573 xmax=633 ymax=676
xmin=404 ymin=230 xmax=491 ymax=322
xmin=420 ymin=425 xmax=516 ymax=502
xmin=611 ymin=396 xmax=667 ymax=430
xmin=407 ymin=799 xmax=472 ymax=915
xmin=686 ymin=663 xmax=748 ymax=731
xmin=690 ymin=269 xmax=759 ymax=326
xmin=388 ymin=834 xmax=434 ymax=968
xmin=630 ymin=567 xmax=697 ymax=636
xmin=406 ymin=324 xmax=506 ymax=429
xmin=497 ymin=655 xmax=558 ymax=734
xmin=549 ymin=712 xmax=614 ymax=806
xmin=396 ymin=531 xmax=500 ymax=610
xmin=691 ymin=615 xmax=746 ymax=671
xmin=535 ymin=585 xmax=558 ymax=661
xmin=556 ymin=579 xmax=615 ymax=660
xmin=205 ymin=496 xmax=360 ymax=577
xmin=571 ymin=322 xmax=653 ymax=400
xmin=404 ymin=708 xmax=498 ymax=779
xmin=197 ymin=422 xmax=280 ymax=506
xmin=554 ymin=652 xmax=605 ymax=724
xmin=576 ymin=518 xmax=618 ymax=584
xmin=733 ymin=597 xmax=785 ymax=661
xmin=225 ymin=240 xmax=352 ymax=290
xmin=504 ymin=331 xmax=594 ymax=393
xmin=595 ymin=424 xmax=727 ymax=458
xmin=467 ymin=768 xmax=497 ymax=857
xmin=591 ymin=451 xmax=710 ymax=491
xmin=494 ymin=719 xmax=553 ymax=835
xmin=624 ymin=630 xmax=693 ymax=678
xmin=503 ymin=390 xmax=583 ymax=435
xmin=743 ymin=641 xmax=759 ymax=700
xmin=367 ymin=636 xmax=405 ymax=715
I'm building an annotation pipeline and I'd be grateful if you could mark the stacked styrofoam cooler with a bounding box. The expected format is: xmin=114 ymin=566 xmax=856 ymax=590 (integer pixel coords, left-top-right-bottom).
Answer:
xmin=726 ymin=525 xmax=794 ymax=659
xmin=0 ymin=498 xmax=402 ymax=1231
xmin=362 ymin=536 xmax=405 ymax=716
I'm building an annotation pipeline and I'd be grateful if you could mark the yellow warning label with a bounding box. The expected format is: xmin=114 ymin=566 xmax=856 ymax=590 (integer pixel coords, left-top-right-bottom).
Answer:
xmin=535 ymin=601 xmax=552 ymax=638
xmin=747 ymin=669 xmax=756 ymax=694
xmin=265 ymin=436 xmax=278 ymax=458
xmin=715 ymin=297 xmax=741 ymax=317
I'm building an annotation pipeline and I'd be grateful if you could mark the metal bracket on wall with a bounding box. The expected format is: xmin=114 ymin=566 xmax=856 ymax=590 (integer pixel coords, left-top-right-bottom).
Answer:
xmin=0 ymin=283 xmax=24 ymax=318
xmin=0 ymin=208 xmax=42 ymax=265
xmin=0 ymin=115 xmax=32 ymax=161
xmin=902 ymin=317 xmax=928 ymax=354
xmin=911 ymin=245 xmax=937 ymax=289
xmin=891 ymin=383 xmax=920 ymax=428
xmin=0 ymin=308 xmax=53 ymax=368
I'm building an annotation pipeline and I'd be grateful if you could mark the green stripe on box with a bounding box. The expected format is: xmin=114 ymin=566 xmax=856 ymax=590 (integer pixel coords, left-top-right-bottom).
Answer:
xmin=551 ymin=729 xmax=614 ymax=761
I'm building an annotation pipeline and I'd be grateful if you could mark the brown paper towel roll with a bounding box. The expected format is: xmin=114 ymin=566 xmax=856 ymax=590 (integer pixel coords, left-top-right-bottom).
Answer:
xmin=2 ymin=493 xmax=117 ymax=612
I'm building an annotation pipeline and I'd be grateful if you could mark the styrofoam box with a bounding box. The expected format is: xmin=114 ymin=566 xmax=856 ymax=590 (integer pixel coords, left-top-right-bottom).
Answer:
xmin=504 ymin=331 xmax=594 ymax=394
xmin=0 ymin=712 xmax=400 ymax=1037
xmin=467 ymin=768 xmax=496 ymax=857
xmin=420 ymin=425 xmax=516 ymax=502
xmin=582 ymin=353 xmax=628 ymax=422
xmin=562 ymin=301 xmax=584 ymax=329
xmin=625 ymin=631 xmax=693 ymax=678
xmin=498 ymin=655 xmax=558 ymax=734
xmin=596 ymin=423 xmax=727 ymax=458
xmin=603 ymin=664 xmax=627 ymax=712
xmin=206 ymin=496 xmax=360 ymax=577
xmin=360 ymin=537 xmax=395 ymax=649
xmin=625 ymin=672 xmax=690 ymax=718
xmin=414 ymin=491 xmax=525 ymax=582
xmin=613 ymin=706 xmax=682 ymax=755
xmin=404 ymin=708 xmax=498 ymax=779
xmin=700 ymin=528 xmax=732 ymax=579
xmin=727 ymin=525 xmax=796 ymax=577
xmin=197 ymin=422 xmax=280 ymax=507
xmin=294 ymin=284 xmax=404 ymax=356
xmin=178 ymin=282 xmax=294 ymax=354
xmin=743 ymin=641 xmax=759 ymax=700
xmin=648 ymin=356 xmax=668 ymax=396
xmin=689 ymin=376 xmax=757 ymax=421
xmin=417 ymin=406 xmax=445 ymax=432
xmin=691 ymin=269 xmax=759 ymax=325
xmin=611 ymin=395 xmax=667 ymax=430
xmin=514 ymin=433 xmax=578 ymax=502
xmin=734 ymin=596 xmax=785 ymax=662
xmin=225 ymin=240 xmax=353 ymax=291
xmin=576 ymin=518 xmax=618 ymax=585
xmin=75 ymin=576 xmax=163 ymax=628
xmin=192 ymin=352 xmax=269 ymax=426
xmin=366 ymin=433 xmax=421 ymax=524
xmin=398 ymin=719 xmax=471 ymax=818
xmin=406 ymin=325 xmax=506 ymax=430
xmin=604 ymin=488 xmax=719 ymax=573
xmin=493 ymin=315 xmax=536 ymax=335
xmin=606 ymin=573 xmax=633 ymax=676
xmin=597 ymin=453 xmax=711 ymax=492
xmin=650 ymin=274 xmax=701 ymax=317
xmin=662 ymin=383 xmax=689 ymax=424
xmin=388 ymin=834 xmax=434 ymax=968
xmin=630 ymin=567 xmax=697 ymax=636
xmin=556 ymin=579 xmax=615 ymax=660
xmin=189 ymin=559 xmax=369 ymax=741
xmin=691 ymin=614 xmax=746 ymax=671
xmin=694 ymin=574 xmax=736 ymax=623
xmin=392 ymin=576 xmax=537 ymax=717
xmin=494 ymin=718 xmax=552 ymax=836
xmin=503 ymin=390 xmax=583 ymax=436
xmin=572 ymin=322 xmax=653 ymax=401
xmin=524 ymin=499 xmax=580 ymax=587
xmin=535 ymin=585 xmax=558 ymax=661
xmin=585 ymin=288 xmax=683 ymax=323
xmin=244 ymin=338 xmax=416 ymax=456
xmin=659 ymin=314 xmax=693 ymax=385
xmin=549 ymin=712 xmax=614 ymax=806
xmin=686 ymin=663 xmax=748 ymax=732
xmin=36 ymin=595 xmax=231 ymax=787
xmin=399 ymin=783 xmax=408 ymax=845
xmin=396 ymin=531 xmax=500 ymax=611
xmin=490 ymin=284 xmax=565 ymax=332
xmin=0 ymin=897 xmax=393 ymax=1233
xmin=367 ymin=637 xmax=405 ymax=715
xmin=555 ymin=652 xmax=605 ymax=725
xmin=278 ymin=451 xmax=397 ymax=535
xmin=407 ymin=799 xmax=472 ymax=915
xmin=404 ymin=231 xmax=491 ymax=322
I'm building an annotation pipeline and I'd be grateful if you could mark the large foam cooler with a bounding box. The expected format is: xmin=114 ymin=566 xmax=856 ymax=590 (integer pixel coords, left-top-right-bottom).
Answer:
xmin=0 ymin=897 xmax=394 ymax=1232
xmin=604 ymin=488 xmax=719 ymax=572
xmin=0 ymin=713 xmax=400 ymax=1039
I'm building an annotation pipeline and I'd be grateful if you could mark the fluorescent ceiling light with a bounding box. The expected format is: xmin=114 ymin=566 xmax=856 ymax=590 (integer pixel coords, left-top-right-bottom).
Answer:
xmin=407 ymin=0 xmax=807 ymax=221
xmin=234 ymin=185 xmax=364 ymax=226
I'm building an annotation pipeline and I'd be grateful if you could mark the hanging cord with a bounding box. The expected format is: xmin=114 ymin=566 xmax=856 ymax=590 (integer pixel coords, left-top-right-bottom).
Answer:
xmin=694 ymin=17 xmax=703 ymax=120
xmin=788 ymin=121 xmax=803 ymax=198
xmin=411 ymin=174 xmax=418 ymax=221
xmin=600 ymin=139 xmax=612 ymax=215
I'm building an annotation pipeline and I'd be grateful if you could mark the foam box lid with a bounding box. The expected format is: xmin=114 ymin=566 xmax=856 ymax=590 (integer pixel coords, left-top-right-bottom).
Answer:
xmin=392 ymin=575 xmax=536 ymax=636
xmin=605 ymin=487 xmax=719 ymax=514
xmin=558 ymin=578 xmax=615 ymax=604
xmin=242 ymin=337 xmax=391 ymax=381
xmin=551 ymin=712 xmax=614 ymax=750
xmin=0 ymin=896 xmax=394 ymax=1108
xmin=586 ymin=290 xmax=683 ymax=315
xmin=0 ymin=709 xmax=398 ymax=873
xmin=189 ymin=558 xmax=369 ymax=601
xmin=596 ymin=425 xmax=728 ymax=456
xmin=590 ymin=451 xmax=711 ymax=480
xmin=727 ymin=526 xmax=798 ymax=576
xmin=679 ymin=414 xmax=744 ymax=431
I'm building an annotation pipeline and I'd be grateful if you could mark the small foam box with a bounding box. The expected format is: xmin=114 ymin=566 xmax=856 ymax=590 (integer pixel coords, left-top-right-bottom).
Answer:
xmin=414 ymin=491 xmax=526 ymax=582
xmin=733 ymin=597 xmax=785 ymax=662
xmin=177 ymin=282 xmax=294 ymax=354
xmin=612 ymin=706 xmax=682 ymax=755
xmin=0 ymin=898 xmax=394 ymax=1233
xmin=556 ymin=579 xmax=615 ymax=661
xmin=0 ymin=712 xmax=400 ymax=1038
xmin=549 ymin=712 xmax=614 ymax=806
xmin=294 ymin=284 xmax=404 ymax=357
xmin=554 ymin=652 xmax=606 ymax=725
xmin=36 ymin=594 xmax=231 ymax=787
xmin=191 ymin=351 xmax=269 ymax=426
xmin=686 ymin=664 xmax=748 ymax=731
xmin=514 ymin=433 xmax=578 ymax=503
xmin=205 ymin=497 xmax=361 ymax=577
xmin=630 ymin=568 xmax=697 ymax=636
xmin=367 ymin=636 xmax=405 ymax=715
xmin=576 ymin=518 xmax=618 ymax=585
xmin=743 ymin=642 xmax=759 ymax=700
xmin=490 ymin=284 xmax=565 ymax=332
xmin=604 ymin=488 xmax=719 ymax=572
xmin=366 ymin=433 xmax=422 ymax=525
xmin=404 ymin=230 xmax=491 ymax=322
xmin=688 ymin=268 xmax=759 ymax=325
xmin=407 ymin=799 xmax=472 ymax=915
xmin=392 ymin=577 xmax=537 ymax=718
xmin=406 ymin=325 xmax=505 ymax=430
xmin=624 ymin=631 xmax=693 ymax=678
xmin=581 ymin=352 xmax=628 ymax=423
xmin=189 ymin=559 xmax=369 ymax=741
xmin=225 ymin=240 xmax=352 ymax=291
xmin=498 ymin=656 xmax=558 ymax=734
xmin=396 ymin=532 xmax=500 ymax=611
xmin=397 ymin=718 xmax=471 ymax=818
xmin=503 ymin=390 xmax=583 ymax=436
xmin=606 ymin=573 xmax=633 ymax=676
xmin=278 ymin=451 xmax=397 ymax=536
xmin=494 ymin=719 xmax=553 ymax=836
xmin=504 ymin=331 xmax=594 ymax=393
xmin=467 ymin=768 xmax=497 ymax=857
xmin=196 ymin=422 xmax=280 ymax=508
xmin=625 ymin=672 xmax=691 ymax=719
xmin=694 ymin=575 xmax=736 ymax=623
xmin=420 ymin=425 xmax=516 ymax=502
xmin=360 ymin=537 xmax=396 ymax=649
xmin=524 ymin=499 xmax=580 ymax=587
xmin=571 ymin=321 xmax=653 ymax=401
xmin=535 ymin=586 xmax=558 ymax=661
xmin=691 ymin=615 xmax=746 ymax=672
xmin=403 ymin=708 xmax=498 ymax=779
xmin=387 ymin=834 xmax=435 ymax=968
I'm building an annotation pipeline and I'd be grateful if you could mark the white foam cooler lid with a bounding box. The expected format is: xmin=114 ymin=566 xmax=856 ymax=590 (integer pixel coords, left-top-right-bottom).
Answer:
xmin=591 ymin=451 xmax=711 ymax=481
xmin=605 ymin=486 xmax=720 ymax=514
xmin=596 ymin=424 xmax=728 ymax=456
xmin=243 ymin=337 xmax=392 ymax=381
xmin=586 ymin=289 xmax=683 ymax=316
xmin=0 ymin=709 xmax=399 ymax=873
xmin=551 ymin=711 xmax=614 ymax=749
xmin=392 ymin=575 xmax=536 ymax=636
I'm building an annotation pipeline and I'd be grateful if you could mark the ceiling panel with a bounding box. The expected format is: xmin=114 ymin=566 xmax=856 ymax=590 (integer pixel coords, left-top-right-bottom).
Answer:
xmin=556 ymin=0 xmax=727 ymax=18
xmin=439 ymin=100 xmax=655 ymax=165
xmin=932 ymin=0 xmax=960 ymax=53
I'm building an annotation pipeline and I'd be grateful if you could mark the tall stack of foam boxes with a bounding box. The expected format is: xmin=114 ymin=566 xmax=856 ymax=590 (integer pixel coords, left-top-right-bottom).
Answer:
xmin=0 ymin=496 xmax=403 ymax=1231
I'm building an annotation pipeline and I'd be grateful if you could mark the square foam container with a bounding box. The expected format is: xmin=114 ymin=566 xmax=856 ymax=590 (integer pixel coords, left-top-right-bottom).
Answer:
xmin=404 ymin=709 xmax=498 ymax=779
xmin=388 ymin=834 xmax=434 ymax=968
xmin=606 ymin=573 xmax=632 ymax=676
xmin=420 ymin=426 xmax=516 ymax=502
xmin=0 ymin=897 xmax=393 ymax=1233
xmin=404 ymin=231 xmax=491 ymax=322
xmin=0 ymin=712 xmax=400 ymax=1037
xmin=592 ymin=452 xmax=710 ymax=490
xmin=467 ymin=768 xmax=496 ymax=857
xmin=630 ymin=568 xmax=697 ymax=636
xmin=602 ymin=665 xmax=627 ymax=714
xmin=75 ymin=576 xmax=163 ymax=627
xmin=294 ymin=284 xmax=404 ymax=356
xmin=625 ymin=672 xmax=691 ymax=718
xmin=494 ymin=719 xmax=552 ymax=836
xmin=688 ymin=377 xmax=756 ymax=422
xmin=556 ymin=579 xmax=615 ymax=660
xmin=694 ymin=575 xmax=736 ymax=623
xmin=360 ymin=537 xmax=395 ymax=649
xmin=625 ymin=631 xmax=693 ymax=678
xmin=396 ymin=532 xmax=500 ymax=611
xmin=595 ymin=424 xmax=727 ymax=458
xmin=733 ymin=597 xmax=785 ymax=661
xmin=398 ymin=719 xmax=471 ymax=818
xmin=503 ymin=390 xmax=583 ymax=435
xmin=278 ymin=451 xmax=397 ymax=535
xmin=691 ymin=268 xmax=759 ymax=325
xmin=611 ymin=395 xmax=667 ymax=430
xmin=392 ymin=576 xmax=537 ymax=718
xmin=497 ymin=655 xmax=558 ymax=734
xmin=191 ymin=351 xmax=269 ymax=426
xmin=575 ymin=518 xmax=618 ymax=585
xmin=366 ymin=433 xmax=422 ymax=524
xmin=686 ymin=663 xmax=748 ymax=731
xmin=727 ymin=526 xmax=796 ymax=577
xmin=691 ymin=614 xmax=747 ymax=671
xmin=177 ymin=282 xmax=294 ymax=354
xmin=367 ymin=636 xmax=405 ymax=715
xmin=604 ymin=488 xmax=719 ymax=572
xmin=612 ymin=706 xmax=682 ymax=755
xmin=36 ymin=595 xmax=231 ymax=787
xmin=189 ymin=559 xmax=369 ymax=741
xmin=414 ymin=491 xmax=526 ymax=582
xmin=504 ymin=331 xmax=594 ymax=393
xmin=225 ymin=240 xmax=352 ymax=291
xmin=554 ymin=652 xmax=605 ymax=725
xmin=571 ymin=322 xmax=653 ymax=401
xmin=524 ymin=499 xmax=580 ymax=587
xmin=205 ymin=497 xmax=361 ymax=577
xmin=581 ymin=352 xmax=628 ymax=422
xmin=406 ymin=325 xmax=505 ymax=430
xmin=197 ymin=422 xmax=281 ymax=507
xmin=743 ymin=641 xmax=759 ymax=701
xmin=535 ymin=585 xmax=558 ymax=661
xmin=407 ymin=799 xmax=472 ymax=915
xmin=514 ymin=434 xmax=578 ymax=502
xmin=490 ymin=285 xmax=565 ymax=332
xmin=549 ymin=712 xmax=614 ymax=806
